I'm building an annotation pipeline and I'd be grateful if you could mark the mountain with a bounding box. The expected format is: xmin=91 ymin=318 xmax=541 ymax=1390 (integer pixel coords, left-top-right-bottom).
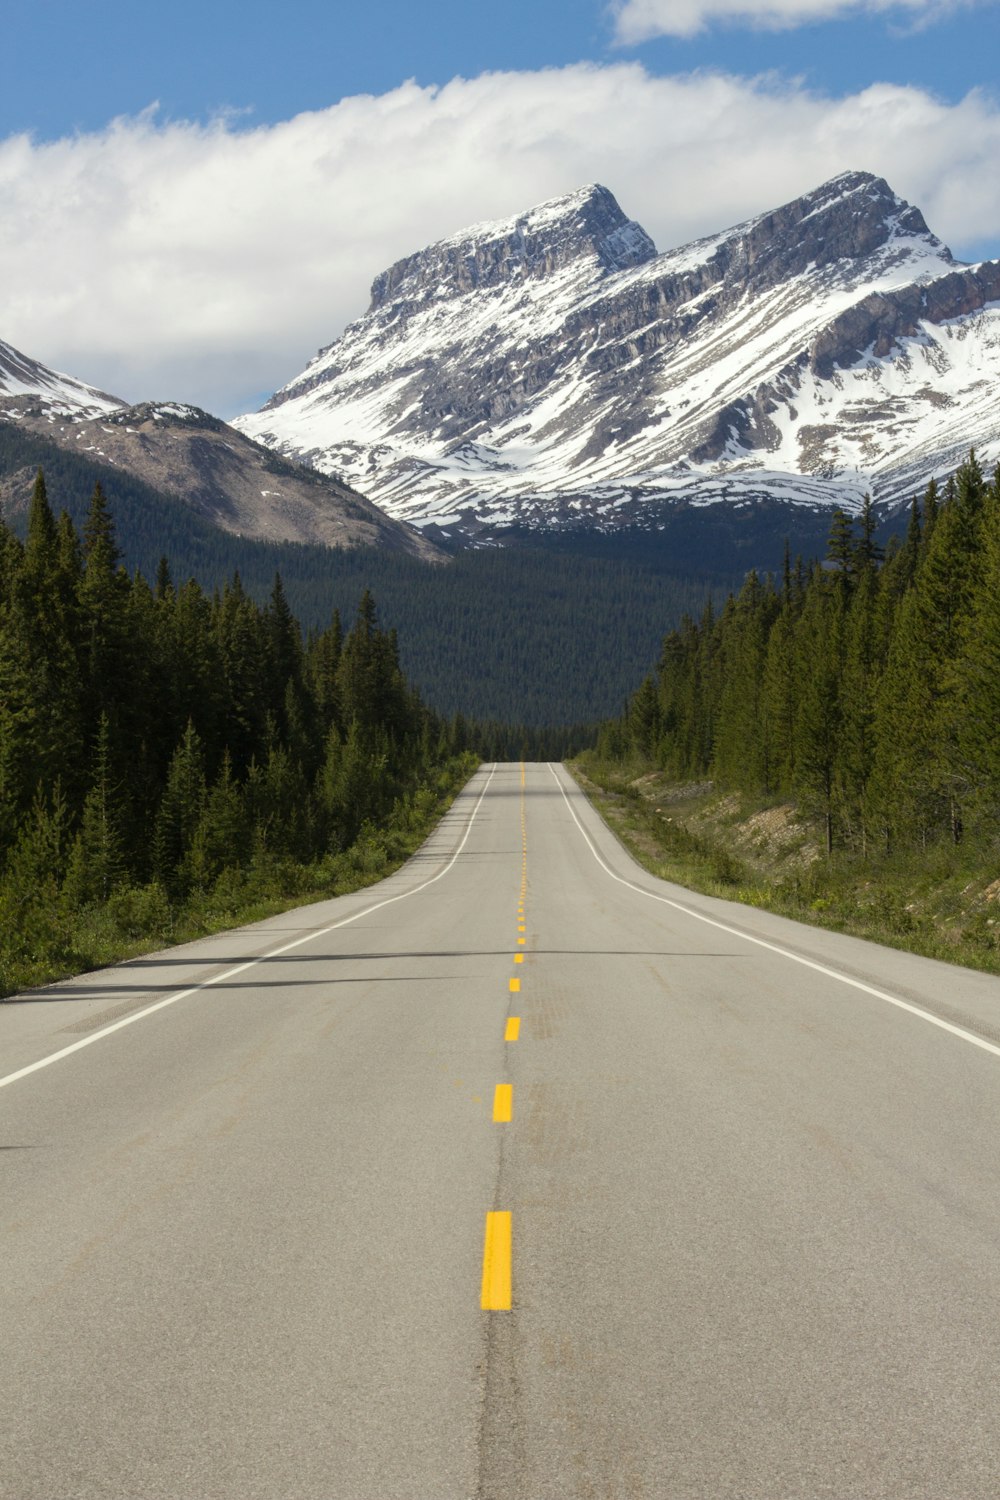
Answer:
xmin=0 ymin=341 xmax=440 ymax=561
xmin=234 ymin=173 xmax=1000 ymax=539
xmin=1 ymin=337 xmax=121 ymax=419
xmin=0 ymin=336 xmax=734 ymax=727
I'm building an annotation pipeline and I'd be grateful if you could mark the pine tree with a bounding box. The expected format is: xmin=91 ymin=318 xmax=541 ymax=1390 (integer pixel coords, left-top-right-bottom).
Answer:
xmin=626 ymin=676 xmax=660 ymax=758
xmin=184 ymin=752 xmax=249 ymax=889
xmin=836 ymin=565 xmax=880 ymax=851
xmin=23 ymin=469 xmax=59 ymax=586
xmin=154 ymin=722 xmax=208 ymax=889
xmin=854 ymin=494 xmax=884 ymax=574
xmin=761 ymin=599 xmax=799 ymax=792
xmin=78 ymin=481 xmax=133 ymax=735
xmin=956 ymin=476 xmax=1000 ymax=824
xmin=792 ymin=571 xmax=844 ymax=854
xmin=64 ymin=715 xmax=124 ymax=905
xmin=711 ymin=571 xmax=776 ymax=791
xmin=825 ymin=507 xmax=856 ymax=587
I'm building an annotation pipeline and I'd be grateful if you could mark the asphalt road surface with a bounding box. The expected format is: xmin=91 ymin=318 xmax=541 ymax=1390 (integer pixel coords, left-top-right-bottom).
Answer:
xmin=5 ymin=762 xmax=1000 ymax=1499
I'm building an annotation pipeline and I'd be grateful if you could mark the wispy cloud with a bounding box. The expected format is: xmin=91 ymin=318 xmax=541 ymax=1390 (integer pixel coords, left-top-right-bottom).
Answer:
xmin=610 ymin=0 xmax=984 ymax=41
xmin=1 ymin=65 xmax=999 ymax=417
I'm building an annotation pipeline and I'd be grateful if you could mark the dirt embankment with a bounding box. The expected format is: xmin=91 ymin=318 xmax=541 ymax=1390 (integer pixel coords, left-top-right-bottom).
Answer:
xmin=572 ymin=761 xmax=1000 ymax=976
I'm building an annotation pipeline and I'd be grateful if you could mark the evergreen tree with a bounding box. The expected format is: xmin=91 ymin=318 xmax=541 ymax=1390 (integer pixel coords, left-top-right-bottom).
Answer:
xmin=64 ymin=715 xmax=125 ymax=905
xmin=185 ymin=752 xmax=250 ymax=889
xmin=154 ymin=722 xmax=208 ymax=889
xmin=792 ymin=572 xmax=844 ymax=855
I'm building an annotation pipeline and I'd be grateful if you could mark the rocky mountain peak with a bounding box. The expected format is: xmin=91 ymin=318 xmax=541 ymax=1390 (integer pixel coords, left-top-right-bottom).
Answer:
xmin=236 ymin=171 xmax=997 ymax=537
xmin=708 ymin=170 xmax=953 ymax=294
xmin=367 ymin=183 xmax=656 ymax=312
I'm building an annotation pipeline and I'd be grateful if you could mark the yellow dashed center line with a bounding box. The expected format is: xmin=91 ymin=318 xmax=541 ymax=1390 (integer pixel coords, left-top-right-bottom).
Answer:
xmin=479 ymin=764 xmax=527 ymax=1312
xmin=481 ymin=1211 xmax=512 ymax=1310
xmin=492 ymin=1083 xmax=513 ymax=1122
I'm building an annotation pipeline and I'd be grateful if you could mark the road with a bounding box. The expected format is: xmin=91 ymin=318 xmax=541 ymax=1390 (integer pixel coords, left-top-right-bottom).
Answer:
xmin=4 ymin=761 xmax=1000 ymax=1498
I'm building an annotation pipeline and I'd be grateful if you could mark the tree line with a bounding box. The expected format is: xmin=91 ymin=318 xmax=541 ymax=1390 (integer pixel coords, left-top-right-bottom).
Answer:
xmin=1 ymin=419 xmax=736 ymax=727
xmin=599 ymin=453 xmax=1000 ymax=857
xmin=0 ymin=471 xmax=473 ymax=988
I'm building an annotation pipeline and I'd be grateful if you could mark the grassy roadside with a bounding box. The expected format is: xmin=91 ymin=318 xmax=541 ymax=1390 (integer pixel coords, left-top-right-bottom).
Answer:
xmin=570 ymin=756 xmax=1000 ymax=977
xmin=0 ymin=756 xmax=477 ymax=999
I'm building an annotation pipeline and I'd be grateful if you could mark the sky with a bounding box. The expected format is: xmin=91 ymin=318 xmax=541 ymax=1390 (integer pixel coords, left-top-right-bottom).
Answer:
xmin=2 ymin=0 xmax=999 ymax=416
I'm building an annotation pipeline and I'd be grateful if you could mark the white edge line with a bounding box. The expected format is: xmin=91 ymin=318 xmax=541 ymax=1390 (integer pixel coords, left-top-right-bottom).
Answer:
xmin=0 ymin=764 xmax=498 ymax=1093
xmin=549 ymin=762 xmax=1000 ymax=1063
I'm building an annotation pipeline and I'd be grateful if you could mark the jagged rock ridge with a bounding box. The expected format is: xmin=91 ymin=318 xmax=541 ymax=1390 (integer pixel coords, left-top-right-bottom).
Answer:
xmin=234 ymin=172 xmax=1000 ymax=535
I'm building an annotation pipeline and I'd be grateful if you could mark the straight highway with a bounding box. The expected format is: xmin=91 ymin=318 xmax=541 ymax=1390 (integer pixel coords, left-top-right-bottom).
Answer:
xmin=4 ymin=762 xmax=1000 ymax=1498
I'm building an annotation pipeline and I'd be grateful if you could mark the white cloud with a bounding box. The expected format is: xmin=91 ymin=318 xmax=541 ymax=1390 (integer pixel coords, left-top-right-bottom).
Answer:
xmin=1 ymin=65 xmax=1000 ymax=417
xmin=611 ymin=0 xmax=984 ymax=41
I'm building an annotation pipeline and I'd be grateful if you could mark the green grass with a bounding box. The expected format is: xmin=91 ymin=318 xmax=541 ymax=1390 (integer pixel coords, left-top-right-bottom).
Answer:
xmin=572 ymin=757 xmax=1000 ymax=976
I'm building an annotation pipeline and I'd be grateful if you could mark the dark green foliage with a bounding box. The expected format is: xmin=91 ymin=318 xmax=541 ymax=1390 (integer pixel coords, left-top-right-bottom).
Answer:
xmin=599 ymin=454 xmax=1000 ymax=859
xmin=0 ymin=476 xmax=473 ymax=993
xmin=0 ymin=421 xmax=742 ymax=725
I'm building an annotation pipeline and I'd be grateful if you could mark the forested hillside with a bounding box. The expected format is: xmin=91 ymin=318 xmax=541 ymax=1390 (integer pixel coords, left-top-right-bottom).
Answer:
xmin=0 ymin=422 xmax=742 ymax=724
xmin=600 ymin=453 xmax=1000 ymax=857
xmin=0 ymin=471 xmax=472 ymax=993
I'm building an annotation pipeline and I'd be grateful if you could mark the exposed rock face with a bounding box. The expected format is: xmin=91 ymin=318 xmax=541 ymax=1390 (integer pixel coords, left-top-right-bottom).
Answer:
xmin=235 ymin=172 xmax=1000 ymax=535
xmin=0 ymin=360 xmax=441 ymax=559
xmin=366 ymin=183 xmax=657 ymax=311
xmin=808 ymin=260 xmax=1000 ymax=378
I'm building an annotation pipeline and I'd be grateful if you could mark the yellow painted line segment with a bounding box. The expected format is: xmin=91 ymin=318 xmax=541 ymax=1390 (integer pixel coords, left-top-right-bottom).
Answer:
xmin=505 ymin=1016 xmax=520 ymax=1041
xmin=481 ymin=1211 xmax=512 ymax=1310
xmin=514 ymin=953 xmax=523 ymax=963
xmin=509 ymin=977 xmax=520 ymax=993
xmin=518 ymin=937 xmax=525 ymax=945
xmin=493 ymin=1084 xmax=513 ymax=1122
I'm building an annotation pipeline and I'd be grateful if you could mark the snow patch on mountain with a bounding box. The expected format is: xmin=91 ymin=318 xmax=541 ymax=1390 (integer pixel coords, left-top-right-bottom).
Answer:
xmin=235 ymin=172 xmax=1000 ymax=534
xmin=0 ymin=338 xmax=123 ymax=420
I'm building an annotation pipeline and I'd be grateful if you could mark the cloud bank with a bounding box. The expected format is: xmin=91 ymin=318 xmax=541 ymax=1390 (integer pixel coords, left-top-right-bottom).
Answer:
xmin=611 ymin=0 xmax=985 ymax=41
xmin=2 ymin=64 xmax=1000 ymax=417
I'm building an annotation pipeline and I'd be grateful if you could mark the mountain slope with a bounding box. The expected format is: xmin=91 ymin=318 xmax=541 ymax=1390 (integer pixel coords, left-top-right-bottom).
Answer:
xmin=234 ymin=173 xmax=1000 ymax=535
xmin=0 ymin=342 xmax=440 ymax=560
xmin=0 ymin=337 xmax=121 ymax=418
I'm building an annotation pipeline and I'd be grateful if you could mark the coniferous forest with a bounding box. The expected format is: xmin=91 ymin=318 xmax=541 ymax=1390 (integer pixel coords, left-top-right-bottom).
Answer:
xmin=0 ymin=420 xmax=741 ymax=726
xmin=0 ymin=471 xmax=475 ymax=993
xmin=8 ymin=449 xmax=1000 ymax=989
xmin=596 ymin=452 xmax=1000 ymax=863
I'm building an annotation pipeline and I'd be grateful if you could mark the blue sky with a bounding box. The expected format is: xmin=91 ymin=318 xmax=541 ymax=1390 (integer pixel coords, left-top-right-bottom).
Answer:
xmin=2 ymin=0 xmax=998 ymax=413
xmin=2 ymin=0 xmax=996 ymax=138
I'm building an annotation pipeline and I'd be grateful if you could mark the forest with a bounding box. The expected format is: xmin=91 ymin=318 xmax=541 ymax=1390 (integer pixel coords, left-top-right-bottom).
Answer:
xmin=597 ymin=452 xmax=1000 ymax=861
xmin=0 ymin=471 xmax=474 ymax=994
xmin=0 ymin=420 xmax=740 ymax=725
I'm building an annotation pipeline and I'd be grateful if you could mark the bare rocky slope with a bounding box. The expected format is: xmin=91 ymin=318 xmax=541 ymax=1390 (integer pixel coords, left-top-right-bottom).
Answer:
xmin=234 ymin=172 xmax=1000 ymax=540
xmin=0 ymin=342 xmax=441 ymax=561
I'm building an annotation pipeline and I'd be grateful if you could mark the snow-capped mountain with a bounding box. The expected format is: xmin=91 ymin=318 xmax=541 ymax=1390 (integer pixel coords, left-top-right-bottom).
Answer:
xmin=0 ymin=337 xmax=122 ymax=418
xmin=0 ymin=340 xmax=440 ymax=559
xmin=234 ymin=173 xmax=1000 ymax=536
